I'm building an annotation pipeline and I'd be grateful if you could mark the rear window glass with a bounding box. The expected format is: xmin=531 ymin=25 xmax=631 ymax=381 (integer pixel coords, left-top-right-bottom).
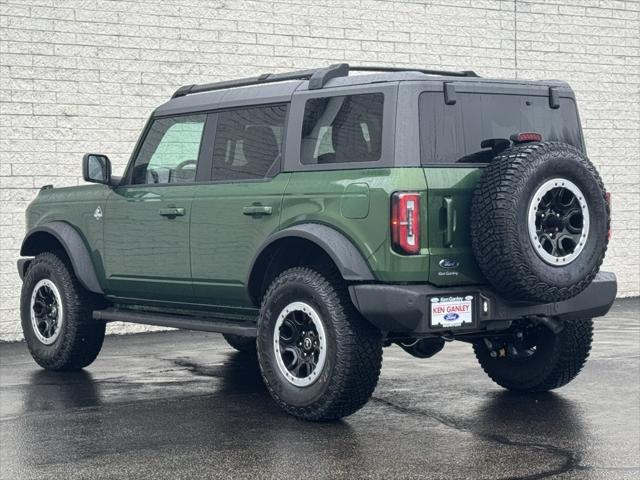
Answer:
xmin=419 ymin=92 xmax=583 ymax=164
xmin=301 ymin=93 xmax=384 ymax=165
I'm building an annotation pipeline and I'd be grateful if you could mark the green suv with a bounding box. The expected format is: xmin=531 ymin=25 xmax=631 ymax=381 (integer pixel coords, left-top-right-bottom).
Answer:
xmin=18 ymin=64 xmax=616 ymax=421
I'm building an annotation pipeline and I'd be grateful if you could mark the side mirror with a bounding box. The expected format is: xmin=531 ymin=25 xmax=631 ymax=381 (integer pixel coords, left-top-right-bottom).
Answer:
xmin=82 ymin=153 xmax=111 ymax=185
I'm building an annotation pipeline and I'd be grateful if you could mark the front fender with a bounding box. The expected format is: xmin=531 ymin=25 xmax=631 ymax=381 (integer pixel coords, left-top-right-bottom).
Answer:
xmin=20 ymin=221 xmax=104 ymax=294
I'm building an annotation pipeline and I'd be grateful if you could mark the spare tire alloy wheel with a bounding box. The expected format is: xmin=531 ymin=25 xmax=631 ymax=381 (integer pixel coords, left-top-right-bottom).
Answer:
xmin=528 ymin=178 xmax=589 ymax=265
xmin=471 ymin=142 xmax=609 ymax=303
xmin=273 ymin=302 xmax=327 ymax=387
xmin=30 ymin=279 xmax=63 ymax=345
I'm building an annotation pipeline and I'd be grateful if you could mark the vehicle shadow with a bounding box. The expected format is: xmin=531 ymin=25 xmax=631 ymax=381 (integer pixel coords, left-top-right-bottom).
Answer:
xmin=22 ymin=369 xmax=103 ymax=413
xmin=475 ymin=389 xmax=586 ymax=438
xmin=467 ymin=390 xmax=588 ymax=477
xmin=162 ymin=350 xmax=371 ymax=475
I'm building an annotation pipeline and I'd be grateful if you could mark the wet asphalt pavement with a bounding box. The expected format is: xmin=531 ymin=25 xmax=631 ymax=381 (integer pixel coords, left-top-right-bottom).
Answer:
xmin=1 ymin=298 xmax=639 ymax=480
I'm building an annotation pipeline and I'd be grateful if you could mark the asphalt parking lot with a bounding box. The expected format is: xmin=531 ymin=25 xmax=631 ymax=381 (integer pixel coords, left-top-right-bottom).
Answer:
xmin=1 ymin=298 xmax=638 ymax=480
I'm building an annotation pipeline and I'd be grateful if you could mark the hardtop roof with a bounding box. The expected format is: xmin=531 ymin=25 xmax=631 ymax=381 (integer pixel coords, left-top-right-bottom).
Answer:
xmin=154 ymin=69 xmax=572 ymax=117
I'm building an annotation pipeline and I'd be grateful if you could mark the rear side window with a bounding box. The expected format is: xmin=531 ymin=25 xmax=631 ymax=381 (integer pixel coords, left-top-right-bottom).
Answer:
xmin=301 ymin=93 xmax=384 ymax=165
xmin=212 ymin=104 xmax=287 ymax=181
xmin=131 ymin=115 xmax=205 ymax=184
xmin=419 ymin=92 xmax=583 ymax=164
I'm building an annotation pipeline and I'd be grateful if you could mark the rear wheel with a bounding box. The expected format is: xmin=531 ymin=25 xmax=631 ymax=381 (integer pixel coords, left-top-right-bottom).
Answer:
xmin=257 ymin=266 xmax=382 ymax=421
xmin=222 ymin=333 xmax=256 ymax=354
xmin=473 ymin=318 xmax=593 ymax=392
xmin=20 ymin=252 xmax=105 ymax=371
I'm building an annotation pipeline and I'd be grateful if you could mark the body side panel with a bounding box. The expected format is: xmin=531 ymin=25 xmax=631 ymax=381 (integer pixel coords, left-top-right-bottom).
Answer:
xmin=23 ymin=185 xmax=112 ymax=289
xmin=190 ymin=174 xmax=291 ymax=308
xmin=103 ymin=185 xmax=195 ymax=301
xmin=280 ymin=168 xmax=431 ymax=282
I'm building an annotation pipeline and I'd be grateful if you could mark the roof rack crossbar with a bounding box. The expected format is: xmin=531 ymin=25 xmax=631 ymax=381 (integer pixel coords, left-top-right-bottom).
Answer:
xmin=349 ymin=65 xmax=479 ymax=77
xmin=171 ymin=63 xmax=350 ymax=99
xmin=171 ymin=63 xmax=480 ymax=99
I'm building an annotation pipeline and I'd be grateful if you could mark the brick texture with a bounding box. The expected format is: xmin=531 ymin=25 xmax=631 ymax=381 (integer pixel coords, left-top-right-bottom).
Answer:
xmin=1 ymin=0 xmax=638 ymax=340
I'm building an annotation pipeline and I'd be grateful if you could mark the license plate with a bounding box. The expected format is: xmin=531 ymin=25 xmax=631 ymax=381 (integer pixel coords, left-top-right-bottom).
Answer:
xmin=430 ymin=295 xmax=474 ymax=328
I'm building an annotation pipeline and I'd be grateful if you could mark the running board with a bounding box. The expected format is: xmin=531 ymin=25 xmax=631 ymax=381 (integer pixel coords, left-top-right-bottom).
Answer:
xmin=93 ymin=308 xmax=257 ymax=337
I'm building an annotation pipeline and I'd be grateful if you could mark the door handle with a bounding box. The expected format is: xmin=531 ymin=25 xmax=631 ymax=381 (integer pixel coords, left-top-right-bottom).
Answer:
xmin=242 ymin=205 xmax=273 ymax=216
xmin=159 ymin=207 xmax=185 ymax=217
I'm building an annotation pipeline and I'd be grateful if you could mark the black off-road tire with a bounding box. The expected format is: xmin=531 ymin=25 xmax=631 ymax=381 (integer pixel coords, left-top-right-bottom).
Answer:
xmin=473 ymin=318 xmax=593 ymax=392
xmin=222 ymin=333 xmax=256 ymax=354
xmin=20 ymin=252 xmax=105 ymax=371
xmin=471 ymin=141 xmax=609 ymax=303
xmin=257 ymin=266 xmax=383 ymax=421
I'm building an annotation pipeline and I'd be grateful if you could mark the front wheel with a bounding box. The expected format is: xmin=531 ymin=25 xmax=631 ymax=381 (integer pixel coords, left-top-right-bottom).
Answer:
xmin=257 ymin=267 xmax=382 ymax=421
xmin=473 ymin=318 xmax=593 ymax=392
xmin=20 ymin=252 xmax=105 ymax=371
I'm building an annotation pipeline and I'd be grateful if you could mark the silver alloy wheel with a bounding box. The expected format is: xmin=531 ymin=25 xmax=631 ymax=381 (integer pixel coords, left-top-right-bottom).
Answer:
xmin=528 ymin=178 xmax=590 ymax=266
xmin=273 ymin=301 xmax=327 ymax=387
xmin=30 ymin=279 xmax=64 ymax=345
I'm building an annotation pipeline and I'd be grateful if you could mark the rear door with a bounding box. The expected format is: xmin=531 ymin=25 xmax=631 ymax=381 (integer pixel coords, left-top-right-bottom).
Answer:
xmin=190 ymin=103 xmax=290 ymax=310
xmin=419 ymin=89 xmax=584 ymax=286
xmin=103 ymin=114 xmax=207 ymax=302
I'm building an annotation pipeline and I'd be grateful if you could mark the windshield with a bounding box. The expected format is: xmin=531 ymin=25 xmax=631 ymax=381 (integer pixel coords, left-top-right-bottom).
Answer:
xmin=419 ymin=92 xmax=584 ymax=164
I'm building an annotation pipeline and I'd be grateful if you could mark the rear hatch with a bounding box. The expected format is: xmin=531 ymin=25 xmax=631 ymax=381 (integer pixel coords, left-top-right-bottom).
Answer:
xmin=419 ymin=88 xmax=584 ymax=286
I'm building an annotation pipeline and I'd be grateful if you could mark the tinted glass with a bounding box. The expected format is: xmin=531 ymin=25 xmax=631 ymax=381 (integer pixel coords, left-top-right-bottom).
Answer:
xmin=419 ymin=92 xmax=583 ymax=164
xmin=131 ymin=115 xmax=205 ymax=184
xmin=301 ymin=93 xmax=384 ymax=165
xmin=212 ymin=104 xmax=287 ymax=181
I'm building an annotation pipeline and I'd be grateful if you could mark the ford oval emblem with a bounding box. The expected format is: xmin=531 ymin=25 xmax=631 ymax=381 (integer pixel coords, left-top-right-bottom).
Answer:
xmin=444 ymin=313 xmax=459 ymax=322
xmin=439 ymin=258 xmax=459 ymax=269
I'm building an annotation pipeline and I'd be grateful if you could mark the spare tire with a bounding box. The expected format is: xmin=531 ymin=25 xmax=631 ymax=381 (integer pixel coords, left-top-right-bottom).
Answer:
xmin=471 ymin=141 xmax=609 ymax=303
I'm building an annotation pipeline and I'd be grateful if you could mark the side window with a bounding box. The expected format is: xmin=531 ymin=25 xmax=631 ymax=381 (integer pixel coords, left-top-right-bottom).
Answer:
xmin=300 ymin=93 xmax=384 ymax=165
xmin=131 ymin=115 xmax=206 ymax=184
xmin=212 ymin=104 xmax=288 ymax=181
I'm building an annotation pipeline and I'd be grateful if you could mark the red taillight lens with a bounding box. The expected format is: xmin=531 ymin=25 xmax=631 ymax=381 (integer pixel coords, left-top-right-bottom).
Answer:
xmin=391 ymin=192 xmax=421 ymax=255
xmin=510 ymin=132 xmax=542 ymax=143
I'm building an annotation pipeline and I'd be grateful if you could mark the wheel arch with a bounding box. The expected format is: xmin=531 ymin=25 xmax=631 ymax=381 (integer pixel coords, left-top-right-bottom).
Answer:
xmin=20 ymin=222 xmax=104 ymax=294
xmin=246 ymin=224 xmax=375 ymax=306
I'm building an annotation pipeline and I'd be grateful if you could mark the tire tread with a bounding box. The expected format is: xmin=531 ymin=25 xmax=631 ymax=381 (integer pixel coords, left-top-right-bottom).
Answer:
xmin=257 ymin=266 xmax=382 ymax=421
xmin=470 ymin=141 xmax=609 ymax=302
xmin=21 ymin=251 xmax=105 ymax=371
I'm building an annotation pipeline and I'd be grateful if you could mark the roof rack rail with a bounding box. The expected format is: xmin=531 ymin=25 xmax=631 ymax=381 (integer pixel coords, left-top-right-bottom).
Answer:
xmin=170 ymin=63 xmax=479 ymax=99
xmin=350 ymin=65 xmax=479 ymax=77
xmin=171 ymin=63 xmax=349 ymax=99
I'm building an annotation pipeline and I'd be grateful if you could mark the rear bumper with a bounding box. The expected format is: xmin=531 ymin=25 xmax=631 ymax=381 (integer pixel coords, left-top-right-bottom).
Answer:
xmin=349 ymin=271 xmax=617 ymax=336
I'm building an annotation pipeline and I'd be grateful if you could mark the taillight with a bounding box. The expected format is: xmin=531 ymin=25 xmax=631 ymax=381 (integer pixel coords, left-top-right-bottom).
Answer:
xmin=391 ymin=192 xmax=421 ymax=255
xmin=510 ymin=132 xmax=542 ymax=143
xmin=605 ymin=191 xmax=612 ymax=241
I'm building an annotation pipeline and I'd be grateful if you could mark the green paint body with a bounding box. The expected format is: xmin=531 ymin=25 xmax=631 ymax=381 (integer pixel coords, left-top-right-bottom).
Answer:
xmin=25 ymin=167 xmax=485 ymax=312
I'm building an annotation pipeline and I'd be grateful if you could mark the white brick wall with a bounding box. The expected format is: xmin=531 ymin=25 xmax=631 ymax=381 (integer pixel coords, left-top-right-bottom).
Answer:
xmin=1 ymin=0 xmax=638 ymax=341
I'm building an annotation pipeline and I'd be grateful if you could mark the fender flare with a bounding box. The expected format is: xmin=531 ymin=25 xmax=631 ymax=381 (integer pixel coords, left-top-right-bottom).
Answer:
xmin=20 ymin=221 xmax=104 ymax=294
xmin=247 ymin=223 xmax=375 ymax=288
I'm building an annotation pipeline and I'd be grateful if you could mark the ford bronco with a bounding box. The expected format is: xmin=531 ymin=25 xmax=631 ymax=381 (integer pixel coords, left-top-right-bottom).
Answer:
xmin=18 ymin=64 xmax=616 ymax=421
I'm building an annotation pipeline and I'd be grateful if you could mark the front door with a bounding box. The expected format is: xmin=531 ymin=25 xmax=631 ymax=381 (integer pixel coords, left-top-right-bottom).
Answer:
xmin=103 ymin=113 xmax=208 ymax=302
xmin=190 ymin=103 xmax=289 ymax=311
